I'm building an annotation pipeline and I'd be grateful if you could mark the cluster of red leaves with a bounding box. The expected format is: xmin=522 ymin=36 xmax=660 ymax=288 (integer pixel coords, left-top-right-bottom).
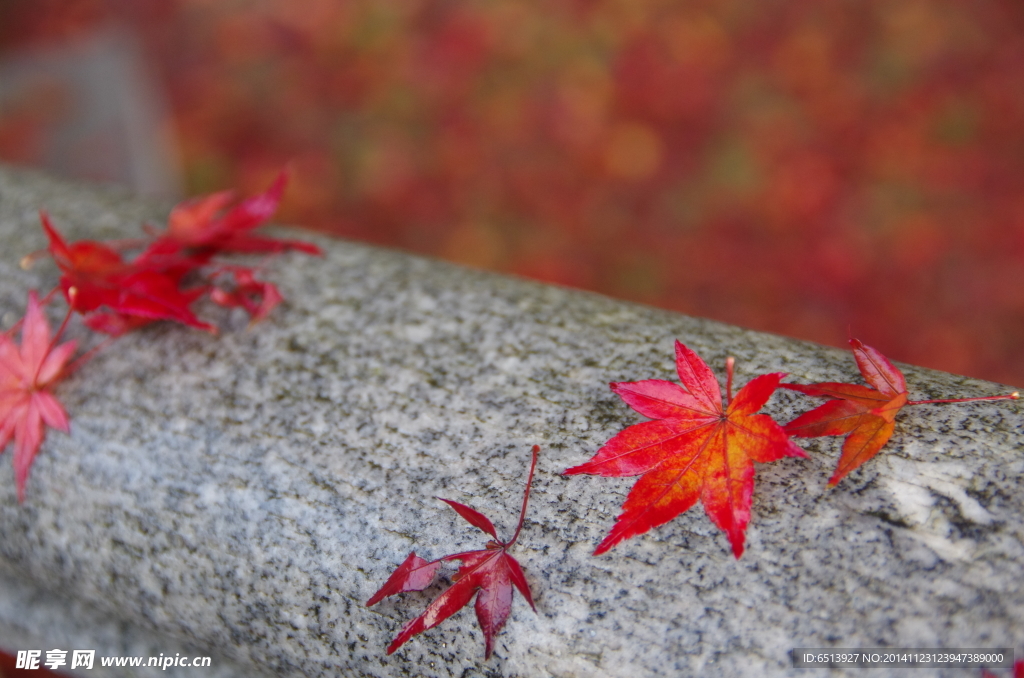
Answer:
xmin=566 ymin=340 xmax=1017 ymax=558
xmin=368 ymin=445 xmax=538 ymax=658
xmin=40 ymin=172 xmax=319 ymax=337
xmin=6 ymin=0 xmax=1024 ymax=385
xmin=1 ymin=173 xmax=319 ymax=501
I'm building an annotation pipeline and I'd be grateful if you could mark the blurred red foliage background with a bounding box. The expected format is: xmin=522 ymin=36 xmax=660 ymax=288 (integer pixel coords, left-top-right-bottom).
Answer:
xmin=1 ymin=0 xmax=1023 ymax=386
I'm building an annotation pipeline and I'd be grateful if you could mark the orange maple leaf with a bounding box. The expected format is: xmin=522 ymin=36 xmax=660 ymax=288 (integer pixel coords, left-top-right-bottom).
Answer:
xmin=783 ymin=338 xmax=1018 ymax=486
xmin=565 ymin=341 xmax=805 ymax=558
xmin=0 ymin=292 xmax=77 ymax=502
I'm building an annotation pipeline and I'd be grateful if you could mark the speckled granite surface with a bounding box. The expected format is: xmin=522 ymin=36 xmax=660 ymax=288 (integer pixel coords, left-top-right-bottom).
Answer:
xmin=0 ymin=165 xmax=1021 ymax=677
xmin=0 ymin=562 xmax=257 ymax=678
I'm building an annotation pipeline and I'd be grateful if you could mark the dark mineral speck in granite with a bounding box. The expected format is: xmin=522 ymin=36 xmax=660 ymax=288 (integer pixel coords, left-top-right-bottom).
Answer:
xmin=0 ymin=165 xmax=1022 ymax=677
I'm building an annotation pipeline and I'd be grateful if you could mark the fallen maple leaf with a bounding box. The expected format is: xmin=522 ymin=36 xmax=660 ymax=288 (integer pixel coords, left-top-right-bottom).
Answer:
xmin=981 ymin=659 xmax=1024 ymax=678
xmin=565 ymin=341 xmax=805 ymax=558
xmin=160 ymin=172 xmax=322 ymax=256
xmin=368 ymin=445 xmax=539 ymax=658
xmin=209 ymin=267 xmax=283 ymax=324
xmin=40 ymin=212 xmax=216 ymax=334
xmin=0 ymin=292 xmax=77 ymax=502
xmin=783 ymin=338 xmax=1019 ymax=486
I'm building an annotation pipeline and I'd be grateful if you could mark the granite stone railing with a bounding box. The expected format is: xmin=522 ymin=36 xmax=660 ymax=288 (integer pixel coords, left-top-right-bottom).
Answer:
xmin=0 ymin=165 xmax=1021 ymax=677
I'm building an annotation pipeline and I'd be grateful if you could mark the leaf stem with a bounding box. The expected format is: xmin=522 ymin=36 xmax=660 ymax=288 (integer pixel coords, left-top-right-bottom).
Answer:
xmin=39 ymin=287 xmax=60 ymax=307
xmin=19 ymin=248 xmax=49 ymax=270
xmin=3 ymin=288 xmax=61 ymax=338
xmin=507 ymin=445 xmax=539 ymax=548
xmin=50 ymin=305 xmax=74 ymax=349
xmin=64 ymin=335 xmax=118 ymax=379
xmin=34 ymin=305 xmax=74 ymax=385
xmin=908 ymin=392 xmax=1019 ymax=406
xmin=725 ymin=357 xmax=735 ymax=405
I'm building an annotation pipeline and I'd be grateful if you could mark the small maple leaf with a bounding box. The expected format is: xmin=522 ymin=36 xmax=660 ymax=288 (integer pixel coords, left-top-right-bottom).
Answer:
xmin=368 ymin=445 xmax=539 ymax=659
xmin=783 ymin=338 xmax=1019 ymax=486
xmin=209 ymin=267 xmax=283 ymax=324
xmin=160 ymin=172 xmax=322 ymax=256
xmin=565 ymin=341 xmax=805 ymax=558
xmin=981 ymin=659 xmax=1024 ymax=678
xmin=40 ymin=212 xmax=216 ymax=334
xmin=0 ymin=292 xmax=77 ymax=502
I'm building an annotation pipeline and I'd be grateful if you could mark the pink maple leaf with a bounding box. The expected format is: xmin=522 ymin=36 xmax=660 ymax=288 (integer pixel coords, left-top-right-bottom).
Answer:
xmin=0 ymin=292 xmax=77 ymax=502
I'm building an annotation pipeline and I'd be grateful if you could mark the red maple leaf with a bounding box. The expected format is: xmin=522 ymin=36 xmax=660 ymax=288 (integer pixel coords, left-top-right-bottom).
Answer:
xmin=40 ymin=212 xmax=216 ymax=334
xmin=565 ymin=341 xmax=805 ymax=558
xmin=981 ymin=659 xmax=1024 ymax=678
xmin=159 ymin=172 xmax=322 ymax=256
xmin=209 ymin=267 xmax=283 ymax=324
xmin=783 ymin=338 xmax=1019 ymax=486
xmin=0 ymin=292 xmax=77 ymax=502
xmin=367 ymin=445 xmax=539 ymax=658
